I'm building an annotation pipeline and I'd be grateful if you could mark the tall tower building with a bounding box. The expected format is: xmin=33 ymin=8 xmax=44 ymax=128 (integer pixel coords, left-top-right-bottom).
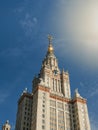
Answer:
xmin=2 ymin=120 xmax=11 ymax=130
xmin=15 ymin=35 xmax=91 ymax=130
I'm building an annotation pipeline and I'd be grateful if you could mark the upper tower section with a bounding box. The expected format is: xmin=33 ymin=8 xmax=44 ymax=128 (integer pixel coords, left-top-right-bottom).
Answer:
xmin=32 ymin=35 xmax=71 ymax=98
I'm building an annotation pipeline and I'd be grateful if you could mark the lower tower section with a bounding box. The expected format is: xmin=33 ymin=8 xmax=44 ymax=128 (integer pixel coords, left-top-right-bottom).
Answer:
xmin=31 ymin=85 xmax=50 ymax=130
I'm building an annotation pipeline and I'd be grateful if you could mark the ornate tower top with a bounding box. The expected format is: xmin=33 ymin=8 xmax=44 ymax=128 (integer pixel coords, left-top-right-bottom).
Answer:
xmin=42 ymin=35 xmax=59 ymax=71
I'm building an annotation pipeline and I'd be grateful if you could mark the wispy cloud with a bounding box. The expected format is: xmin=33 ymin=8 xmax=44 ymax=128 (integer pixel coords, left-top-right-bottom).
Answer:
xmin=14 ymin=0 xmax=38 ymax=38
xmin=0 ymin=92 xmax=9 ymax=104
xmin=0 ymin=41 xmax=35 ymax=58
xmin=19 ymin=13 xmax=38 ymax=36
xmin=11 ymin=123 xmax=15 ymax=130
xmin=79 ymin=77 xmax=98 ymax=98
xmin=88 ymin=82 xmax=98 ymax=98
xmin=0 ymin=47 xmax=22 ymax=57
xmin=90 ymin=115 xmax=98 ymax=130
xmin=90 ymin=89 xmax=98 ymax=97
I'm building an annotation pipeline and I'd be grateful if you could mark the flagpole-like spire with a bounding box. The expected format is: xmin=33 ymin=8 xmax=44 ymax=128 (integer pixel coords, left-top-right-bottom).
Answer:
xmin=48 ymin=34 xmax=53 ymax=44
xmin=47 ymin=34 xmax=54 ymax=53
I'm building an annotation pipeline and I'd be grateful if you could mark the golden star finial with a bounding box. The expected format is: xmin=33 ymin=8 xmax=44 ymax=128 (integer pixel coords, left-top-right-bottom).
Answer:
xmin=47 ymin=35 xmax=54 ymax=53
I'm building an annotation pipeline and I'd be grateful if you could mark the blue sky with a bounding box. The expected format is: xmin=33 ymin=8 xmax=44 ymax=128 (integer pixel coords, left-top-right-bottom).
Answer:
xmin=0 ymin=0 xmax=98 ymax=129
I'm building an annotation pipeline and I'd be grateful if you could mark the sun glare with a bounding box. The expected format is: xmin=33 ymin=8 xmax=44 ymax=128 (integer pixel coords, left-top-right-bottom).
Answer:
xmin=56 ymin=0 xmax=98 ymax=69
xmin=89 ymin=5 xmax=98 ymax=35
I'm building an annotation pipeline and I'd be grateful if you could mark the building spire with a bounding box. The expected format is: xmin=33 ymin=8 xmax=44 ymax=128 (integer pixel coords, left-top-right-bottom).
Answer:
xmin=48 ymin=34 xmax=53 ymax=44
xmin=47 ymin=34 xmax=54 ymax=53
xmin=2 ymin=120 xmax=11 ymax=130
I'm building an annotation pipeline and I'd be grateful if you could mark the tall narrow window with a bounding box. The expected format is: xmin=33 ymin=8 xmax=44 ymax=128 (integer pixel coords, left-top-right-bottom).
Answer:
xmin=58 ymin=111 xmax=64 ymax=130
xmin=50 ymin=108 xmax=56 ymax=130
xmin=52 ymin=78 xmax=54 ymax=90
xmin=54 ymin=59 xmax=55 ymax=66
xmin=55 ymin=79 xmax=57 ymax=91
xmin=58 ymin=80 xmax=61 ymax=92
xmin=54 ymin=79 xmax=57 ymax=91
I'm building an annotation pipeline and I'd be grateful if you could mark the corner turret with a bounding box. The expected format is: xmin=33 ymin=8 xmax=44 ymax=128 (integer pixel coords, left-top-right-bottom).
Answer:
xmin=2 ymin=120 xmax=11 ymax=130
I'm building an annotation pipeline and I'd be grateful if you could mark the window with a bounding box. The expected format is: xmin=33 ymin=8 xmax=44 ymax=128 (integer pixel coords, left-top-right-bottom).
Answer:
xmin=50 ymin=100 xmax=56 ymax=107
xmin=43 ymin=93 xmax=45 ymax=96
xmin=50 ymin=108 xmax=56 ymax=130
xmin=43 ymin=96 xmax=45 ymax=99
xmin=58 ymin=111 xmax=64 ymax=130
xmin=52 ymin=78 xmax=54 ymax=90
xmin=42 ymin=120 xmax=45 ymax=123
xmin=54 ymin=79 xmax=57 ymax=91
xmin=58 ymin=102 xmax=63 ymax=109
xmin=43 ymin=100 xmax=45 ymax=103
xmin=65 ymin=104 xmax=69 ymax=111
xmin=47 ymin=77 xmax=49 ymax=86
xmin=42 ymin=109 xmax=45 ymax=113
xmin=42 ymin=105 xmax=45 ymax=107
xmin=23 ymin=127 xmax=25 ymax=130
xmin=24 ymin=116 xmax=26 ymax=120
xmin=42 ymin=114 xmax=45 ymax=118
xmin=58 ymin=80 xmax=61 ymax=92
xmin=28 ymin=113 xmax=30 ymax=115
xmin=42 ymin=125 xmax=45 ymax=129
xmin=25 ymin=103 xmax=27 ymax=106
xmin=66 ymin=113 xmax=71 ymax=129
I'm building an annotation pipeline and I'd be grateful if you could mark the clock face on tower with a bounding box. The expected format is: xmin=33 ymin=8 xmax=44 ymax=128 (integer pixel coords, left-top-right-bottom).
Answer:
xmin=53 ymin=69 xmax=58 ymax=75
